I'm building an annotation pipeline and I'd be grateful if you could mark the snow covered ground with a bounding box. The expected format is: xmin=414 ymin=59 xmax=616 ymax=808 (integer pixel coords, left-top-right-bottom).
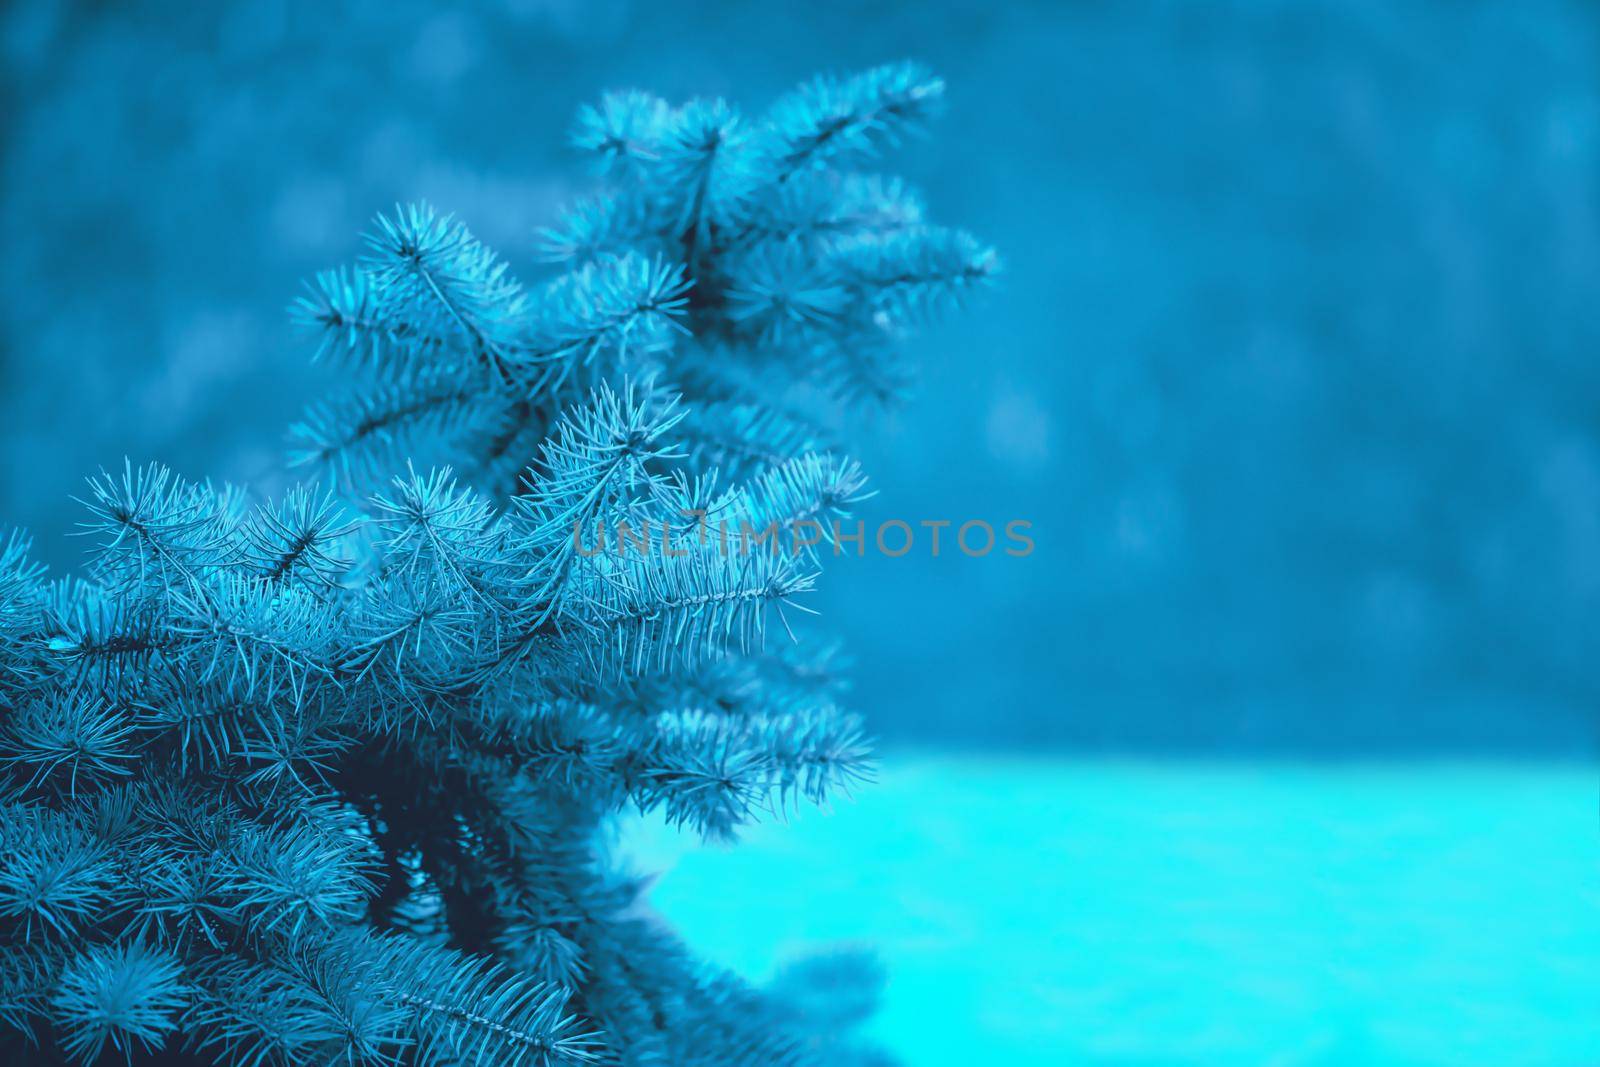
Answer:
xmin=624 ymin=756 xmax=1600 ymax=1066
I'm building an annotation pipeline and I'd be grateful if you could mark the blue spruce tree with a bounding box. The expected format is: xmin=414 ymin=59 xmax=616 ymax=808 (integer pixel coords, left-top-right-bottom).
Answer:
xmin=0 ymin=64 xmax=995 ymax=1065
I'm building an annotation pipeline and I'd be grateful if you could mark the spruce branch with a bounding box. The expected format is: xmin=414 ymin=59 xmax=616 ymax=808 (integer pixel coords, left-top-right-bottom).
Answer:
xmin=0 ymin=63 xmax=995 ymax=1067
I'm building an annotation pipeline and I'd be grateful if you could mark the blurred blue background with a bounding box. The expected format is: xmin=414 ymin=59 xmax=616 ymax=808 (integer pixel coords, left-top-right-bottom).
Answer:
xmin=3 ymin=1 xmax=1598 ymax=1063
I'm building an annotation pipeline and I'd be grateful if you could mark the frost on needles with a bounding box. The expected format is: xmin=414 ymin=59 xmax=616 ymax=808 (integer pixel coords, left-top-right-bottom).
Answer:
xmin=0 ymin=63 xmax=996 ymax=1066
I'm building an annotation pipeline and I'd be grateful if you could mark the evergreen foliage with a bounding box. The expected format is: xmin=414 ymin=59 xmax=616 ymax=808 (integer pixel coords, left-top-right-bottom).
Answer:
xmin=0 ymin=63 xmax=994 ymax=1065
